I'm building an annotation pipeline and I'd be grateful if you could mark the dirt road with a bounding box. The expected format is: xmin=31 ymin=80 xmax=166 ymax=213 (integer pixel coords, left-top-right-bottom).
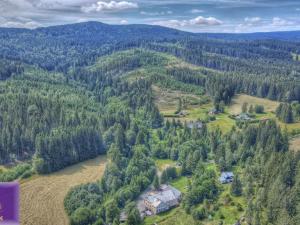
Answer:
xmin=20 ymin=156 xmax=107 ymax=225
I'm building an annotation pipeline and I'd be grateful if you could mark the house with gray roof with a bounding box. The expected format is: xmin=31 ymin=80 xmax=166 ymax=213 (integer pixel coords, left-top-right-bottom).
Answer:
xmin=143 ymin=185 xmax=181 ymax=215
xmin=219 ymin=172 xmax=234 ymax=184
xmin=236 ymin=113 xmax=251 ymax=121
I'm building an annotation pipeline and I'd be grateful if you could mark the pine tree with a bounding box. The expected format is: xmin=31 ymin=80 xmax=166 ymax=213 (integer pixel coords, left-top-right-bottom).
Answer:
xmin=231 ymin=175 xmax=243 ymax=196
xmin=242 ymin=102 xmax=248 ymax=113
xmin=153 ymin=174 xmax=160 ymax=190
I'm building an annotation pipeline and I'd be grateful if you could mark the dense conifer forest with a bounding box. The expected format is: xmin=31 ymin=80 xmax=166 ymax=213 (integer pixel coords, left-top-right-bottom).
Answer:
xmin=0 ymin=22 xmax=300 ymax=225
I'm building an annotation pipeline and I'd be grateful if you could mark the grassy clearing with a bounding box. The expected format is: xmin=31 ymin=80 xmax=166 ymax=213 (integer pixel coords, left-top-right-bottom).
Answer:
xmin=229 ymin=94 xmax=279 ymax=115
xmin=144 ymin=206 xmax=197 ymax=225
xmin=153 ymin=85 xmax=203 ymax=113
xmin=155 ymin=159 xmax=176 ymax=171
xmin=20 ymin=156 xmax=107 ymax=225
xmin=228 ymin=94 xmax=300 ymax=133
xmin=209 ymin=184 xmax=246 ymax=225
xmin=208 ymin=112 xmax=236 ymax=134
xmin=289 ymin=135 xmax=300 ymax=152
xmin=144 ymin=178 xmax=246 ymax=225
xmin=153 ymin=85 xmax=236 ymax=133
xmin=170 ymin=176 xmax=189 ymax=194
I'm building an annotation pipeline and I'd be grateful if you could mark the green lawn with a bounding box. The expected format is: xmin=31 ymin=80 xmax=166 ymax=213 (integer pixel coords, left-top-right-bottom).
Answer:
xmin=155 ymin=159 xmax=176 ymax=171
xmin=208 ymin=113 xmax=236 ymax=133
xmin=143 ymin=181 xmax=246 ymax=225
xmin=170 ymin=176 xmax=189 ymax=194
xmin=209 ymin=184 xmax=246 ymax=225
xmin=143 ymin=207 xmax=196 ymax=225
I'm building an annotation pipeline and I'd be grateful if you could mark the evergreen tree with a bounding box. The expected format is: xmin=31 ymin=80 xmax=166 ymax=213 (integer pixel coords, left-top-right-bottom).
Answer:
xmin=153 ymin=174 xmax=160 ymax=190
xmin=231 ymin=175 xmax=243 ymax=196
xmin=242 ymin=102 xmax=248 ymax=113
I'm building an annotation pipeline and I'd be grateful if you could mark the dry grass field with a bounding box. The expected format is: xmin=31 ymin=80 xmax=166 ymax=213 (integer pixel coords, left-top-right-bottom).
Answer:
xmin=290 ymin=136 xmax=300 ymax=152
xmin=20 ymin=156 xmax=107 ymax=225
xmin=152 ymin=85 xmax=202 ymax=112
xmin=229 ymin=94 xmax=280 ymax=115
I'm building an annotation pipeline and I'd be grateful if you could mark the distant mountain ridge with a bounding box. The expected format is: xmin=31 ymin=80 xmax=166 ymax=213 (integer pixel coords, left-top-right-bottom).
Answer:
xmin=1 ymin=21 xmax=300 ymax=41
xmin=0 ymin=21 xmax=299 ymax=71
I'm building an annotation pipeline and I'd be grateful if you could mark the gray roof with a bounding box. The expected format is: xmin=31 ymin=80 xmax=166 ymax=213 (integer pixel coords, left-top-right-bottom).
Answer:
xmin=144 ymin=185 xmax=181 ymax=207
xmin=219 ymin=172 xmax=234 ymax=183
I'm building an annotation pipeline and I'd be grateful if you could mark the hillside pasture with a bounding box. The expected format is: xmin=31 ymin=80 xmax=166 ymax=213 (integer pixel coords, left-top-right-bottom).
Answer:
xmin=153 ymin=86 xmax=236 ymax=132
xmin=20 ymin=156 xmax=107 ymax=225
xmin=290 ymin=136 xmax=300 ymax=152
xmin=229 ymin=94 xmax=280 ymax=115
xmin=153 ymin=85 xmax=210 ymax=120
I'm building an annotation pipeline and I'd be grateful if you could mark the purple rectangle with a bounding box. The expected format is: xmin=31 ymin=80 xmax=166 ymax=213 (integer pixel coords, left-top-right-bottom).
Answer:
xmin=0 ymin=182 xmax=19 ymax=225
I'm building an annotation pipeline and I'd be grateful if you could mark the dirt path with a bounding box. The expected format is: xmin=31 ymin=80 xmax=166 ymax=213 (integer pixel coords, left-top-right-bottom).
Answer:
xmin=20 ymin=156 xmax=107 ymax=225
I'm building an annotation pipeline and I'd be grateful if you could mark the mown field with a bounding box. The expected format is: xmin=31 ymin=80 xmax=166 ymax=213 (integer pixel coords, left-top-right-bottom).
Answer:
xmin=289 ymin=136 xmax=300 ymax=152
xmin=229 ymin=94 xmax=279 ymax=115
xmin=20 ymin=156 xmax=107 ymax=225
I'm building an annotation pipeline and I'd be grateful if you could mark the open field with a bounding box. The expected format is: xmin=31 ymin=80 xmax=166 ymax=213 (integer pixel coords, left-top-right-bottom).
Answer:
xmin=155 ymin=159 xmax=177 ymax=171
xmin=153 ymin=85 xmax=203 ymax=113
xmin=290 ymin=136 xmax=300 ymax=152
xmin=229 ymin=94 xmax=280 ymax=115
xmin=153 ymin=85 xmax=236 ymax=133
xmin=154 ymin=88 xmax=300 ymax=134
xmin=20 ymin=156 xmax=107 ymax=225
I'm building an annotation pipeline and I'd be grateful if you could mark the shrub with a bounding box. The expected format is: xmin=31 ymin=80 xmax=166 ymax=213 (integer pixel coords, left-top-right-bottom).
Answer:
xmin=255 ymin=105 xmax=264 ymax=114
xmin=70 ymin=207 xmax=95 ymax=225
xmin=192 ymin=207 xmax=207 ymax=220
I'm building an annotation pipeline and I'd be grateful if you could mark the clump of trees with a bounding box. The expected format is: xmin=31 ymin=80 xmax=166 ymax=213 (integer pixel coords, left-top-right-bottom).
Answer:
xmin=276 ymin=103 xmax=294 ymax=123
xmin=161 ymin=167 xmax=177 ymax=184
xmin=231 ymin=175 xmax=243 ymax=196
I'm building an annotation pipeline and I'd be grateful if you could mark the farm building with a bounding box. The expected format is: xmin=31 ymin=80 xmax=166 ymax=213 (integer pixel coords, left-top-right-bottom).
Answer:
xmin=219 ymin=172 xmax=234 ymax=184
xmin=236 ymin=113 xmax=251 ymax=121
xmin=143 ymin=185 xmax=181 ymax=215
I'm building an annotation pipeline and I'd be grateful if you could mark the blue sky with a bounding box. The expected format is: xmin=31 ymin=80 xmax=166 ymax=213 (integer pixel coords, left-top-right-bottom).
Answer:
xmin=1 ymin=0 xmax=300 ymax=33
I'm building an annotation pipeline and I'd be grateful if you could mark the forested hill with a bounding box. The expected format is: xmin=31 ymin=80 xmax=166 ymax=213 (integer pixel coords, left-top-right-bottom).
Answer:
xmin=199 ymin=30 xmax=300 ymax=41
xmin=1 ymin=21 xmax=300 ymax=71
xmin=0 ymin=22 xmax=192 ymax=71
xmin=1 ymin=21 xmax=300 ymax=169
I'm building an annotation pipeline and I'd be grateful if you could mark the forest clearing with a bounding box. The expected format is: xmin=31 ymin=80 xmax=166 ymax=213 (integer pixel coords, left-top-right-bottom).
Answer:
xmin=20 ymin=156 xmax=107 ymax=225
xmin=229 ymin=94 xmax=280 ymax=115
xmin=290 ymin=136 xmax=300 ymax=152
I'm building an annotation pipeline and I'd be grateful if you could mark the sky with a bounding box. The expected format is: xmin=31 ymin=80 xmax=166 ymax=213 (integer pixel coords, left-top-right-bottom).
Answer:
xmin=1 ymin=0 xmax=300 ymax=33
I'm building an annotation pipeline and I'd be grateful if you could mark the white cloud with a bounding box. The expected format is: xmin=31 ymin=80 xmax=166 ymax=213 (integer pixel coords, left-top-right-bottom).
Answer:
xmin=190 ymin=16 xmax=223 ymax=26
xmin=0 ymin=20 xmax=41 ymax=29
xmin=140 ymin=10 xmax=172 ymax=16
xmin=272 ymin=17 xmax=293 ymax=26
xmin=82 ymin=1 xmax=138 ymax=13
xmin=244 ymin=17 xmax=261 ymax=23
xmin=190 ymin=9 xmax=204 ymax=14
xmin=153 ymin=19 xmax=188 ymax=27
xmin=153 ymin=16 xmax=222 ymax=28
xmin=120 ymin=19 xmax=128 ymax=24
